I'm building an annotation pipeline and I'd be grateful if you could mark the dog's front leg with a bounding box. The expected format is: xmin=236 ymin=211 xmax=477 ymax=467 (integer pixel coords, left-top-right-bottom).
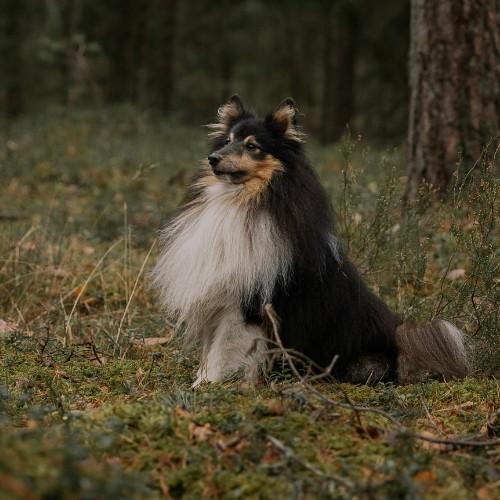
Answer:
xmin=192 ymin=306 xmax=267 ymax=386
xmin=192 ymin=336 xmax=212 ymax=387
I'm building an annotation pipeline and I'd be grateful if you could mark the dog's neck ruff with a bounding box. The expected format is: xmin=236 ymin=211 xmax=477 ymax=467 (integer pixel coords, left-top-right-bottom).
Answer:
xmin=153 ymin=182 xmax=291 ymax=336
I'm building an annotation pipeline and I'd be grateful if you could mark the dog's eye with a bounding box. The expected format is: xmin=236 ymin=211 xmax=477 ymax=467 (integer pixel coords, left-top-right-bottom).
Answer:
xmin=224 ymin=137 xmax=231 ymax=144
xmin=246 ymin=143 xmax=257 ymax=150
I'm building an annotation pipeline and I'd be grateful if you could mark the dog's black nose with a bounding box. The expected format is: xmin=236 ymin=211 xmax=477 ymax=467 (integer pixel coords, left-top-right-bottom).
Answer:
xmin=208 ymin=154 xmax=221 ymax=167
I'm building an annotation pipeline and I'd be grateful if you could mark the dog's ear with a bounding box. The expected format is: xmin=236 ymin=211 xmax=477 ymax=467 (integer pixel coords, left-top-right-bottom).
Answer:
xmin=266 ymin=98 xmax=305 ymax=143
xmin=218 ymin=95 xmax=245 ymax=124
xmin=207 ymin=95 xmax=245 ymax=137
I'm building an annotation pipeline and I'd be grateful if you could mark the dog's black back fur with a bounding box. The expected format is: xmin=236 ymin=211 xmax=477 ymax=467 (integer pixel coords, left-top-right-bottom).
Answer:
xmin=240 ymin=137 xmax=400 ymax=378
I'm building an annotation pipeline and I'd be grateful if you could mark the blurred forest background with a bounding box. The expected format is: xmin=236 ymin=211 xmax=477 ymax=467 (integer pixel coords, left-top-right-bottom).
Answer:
xmin=2 ymin=0 xmax=498 ymax=197
xmin=0 ymin=0 xmax=410 ymax=143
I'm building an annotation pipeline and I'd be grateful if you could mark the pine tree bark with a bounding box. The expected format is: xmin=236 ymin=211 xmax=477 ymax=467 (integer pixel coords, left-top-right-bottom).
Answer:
xmin=406 ymin=0 xmax=500 ymax=200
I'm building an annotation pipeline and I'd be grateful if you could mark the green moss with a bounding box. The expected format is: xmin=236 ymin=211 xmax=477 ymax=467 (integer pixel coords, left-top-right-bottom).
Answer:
xmin=1 ymin=341 xmax=498 ymax=498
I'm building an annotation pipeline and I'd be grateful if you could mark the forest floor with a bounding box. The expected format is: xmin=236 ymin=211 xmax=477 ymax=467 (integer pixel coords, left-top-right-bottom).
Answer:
xmin=0 ymin=107 xmax=498 ymax=499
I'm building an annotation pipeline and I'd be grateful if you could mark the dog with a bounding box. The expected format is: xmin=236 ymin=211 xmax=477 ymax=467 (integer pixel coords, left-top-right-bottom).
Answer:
xmin=153 ymin=95 xmax=470 ymax=386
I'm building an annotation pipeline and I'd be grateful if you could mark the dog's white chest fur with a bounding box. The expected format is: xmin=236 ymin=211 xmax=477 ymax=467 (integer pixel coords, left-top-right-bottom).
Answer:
xmin=153 ymin=183 xmax=291 ymax=328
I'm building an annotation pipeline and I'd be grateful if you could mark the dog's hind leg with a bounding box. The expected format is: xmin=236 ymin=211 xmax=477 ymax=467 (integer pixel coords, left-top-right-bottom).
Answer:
xmin=344 ymin=355 xmax=392 ymax=385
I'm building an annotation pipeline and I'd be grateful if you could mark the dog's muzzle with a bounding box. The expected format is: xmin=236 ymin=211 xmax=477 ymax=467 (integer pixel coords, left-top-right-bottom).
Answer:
xmin=208 ymin=155 xmax=247 ymax=182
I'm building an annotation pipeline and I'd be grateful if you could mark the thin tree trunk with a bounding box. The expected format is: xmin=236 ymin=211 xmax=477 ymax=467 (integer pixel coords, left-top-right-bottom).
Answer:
xmin=321 ymin=1 xmax=358 ymax=143
xmin=133 ymin=0 xmax=178 ymax=110
xmin=406 ymin=0 xmax=500 ymax=200
xmin=62 ymin=0 xmax=84 ymax=105
xmin=282 ymin=2 xmax=307 ymax=106
xmin=104 ymin=0 xmax=135 ymax=102
xmin=5 ymin=0 xmax=23 ymax=118
xmin=151 ymin=0 xmax=178 ymax=112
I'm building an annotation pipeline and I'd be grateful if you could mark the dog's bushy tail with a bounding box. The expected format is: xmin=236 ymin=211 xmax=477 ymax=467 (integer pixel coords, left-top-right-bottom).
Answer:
xmin=396 ymin=320 xmax=470 ymax=383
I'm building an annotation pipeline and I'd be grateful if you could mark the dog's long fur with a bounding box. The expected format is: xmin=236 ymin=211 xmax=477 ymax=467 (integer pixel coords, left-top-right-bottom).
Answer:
xmin=153 ymin=95 xmax=470 ymax=385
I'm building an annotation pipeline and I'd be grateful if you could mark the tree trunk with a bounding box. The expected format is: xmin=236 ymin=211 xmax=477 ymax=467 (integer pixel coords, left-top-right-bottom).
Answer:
xmin=104 ymin=0 xmax=136 ymax=102
xmin=321 ymin=1 xmax=358 ymax=143
xmin=406 ymin=0 xmax=500 ymax=200
xmin=148 ymin=0 xmax=178 ymax=112
xmin=4 ymin=0 xmax=23 ymax=118
xmin=282 ymin=2 xmax=308 ymax=107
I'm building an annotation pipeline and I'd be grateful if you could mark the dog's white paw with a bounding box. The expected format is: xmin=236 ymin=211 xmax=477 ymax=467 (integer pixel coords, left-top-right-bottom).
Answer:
xmin=191 ymin=376 xmax=208 ymax=388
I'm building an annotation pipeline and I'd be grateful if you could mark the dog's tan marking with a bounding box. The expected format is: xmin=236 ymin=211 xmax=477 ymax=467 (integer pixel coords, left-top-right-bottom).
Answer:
xmin=238 ymin=155 xmax=283 ymax=204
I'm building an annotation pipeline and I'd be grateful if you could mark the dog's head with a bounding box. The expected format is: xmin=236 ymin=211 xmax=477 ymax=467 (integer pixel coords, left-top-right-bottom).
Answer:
xmin=205 ymin=95 xmax=305 ymax=186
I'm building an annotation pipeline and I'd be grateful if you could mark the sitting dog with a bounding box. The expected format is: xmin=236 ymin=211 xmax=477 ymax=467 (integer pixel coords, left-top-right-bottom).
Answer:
xmin=153 ymin=96 xmax=469 ymax=386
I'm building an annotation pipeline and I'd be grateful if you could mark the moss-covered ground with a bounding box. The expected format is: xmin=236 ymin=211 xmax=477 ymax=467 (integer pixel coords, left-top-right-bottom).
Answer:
xmin=1 ymin=107 xmax=498 ymax=499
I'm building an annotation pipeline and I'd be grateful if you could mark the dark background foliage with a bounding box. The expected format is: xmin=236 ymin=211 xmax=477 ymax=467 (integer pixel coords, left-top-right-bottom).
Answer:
xmin=0 ymin=0 xmax=409 ymax=144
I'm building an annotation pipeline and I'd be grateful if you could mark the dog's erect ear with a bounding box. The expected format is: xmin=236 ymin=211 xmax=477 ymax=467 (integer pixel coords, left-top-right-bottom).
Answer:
xmin=206 ymin=95 xmax=245 ymax=138
xmin=266 ymin=98 xmax=305 ymax=143
xmin=218 ymin=95 xmax=245 ymax=124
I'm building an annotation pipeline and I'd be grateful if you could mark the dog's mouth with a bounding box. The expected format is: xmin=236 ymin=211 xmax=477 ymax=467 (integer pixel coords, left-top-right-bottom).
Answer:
xmin=212 ymin=167 xmax=249 ymax=184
